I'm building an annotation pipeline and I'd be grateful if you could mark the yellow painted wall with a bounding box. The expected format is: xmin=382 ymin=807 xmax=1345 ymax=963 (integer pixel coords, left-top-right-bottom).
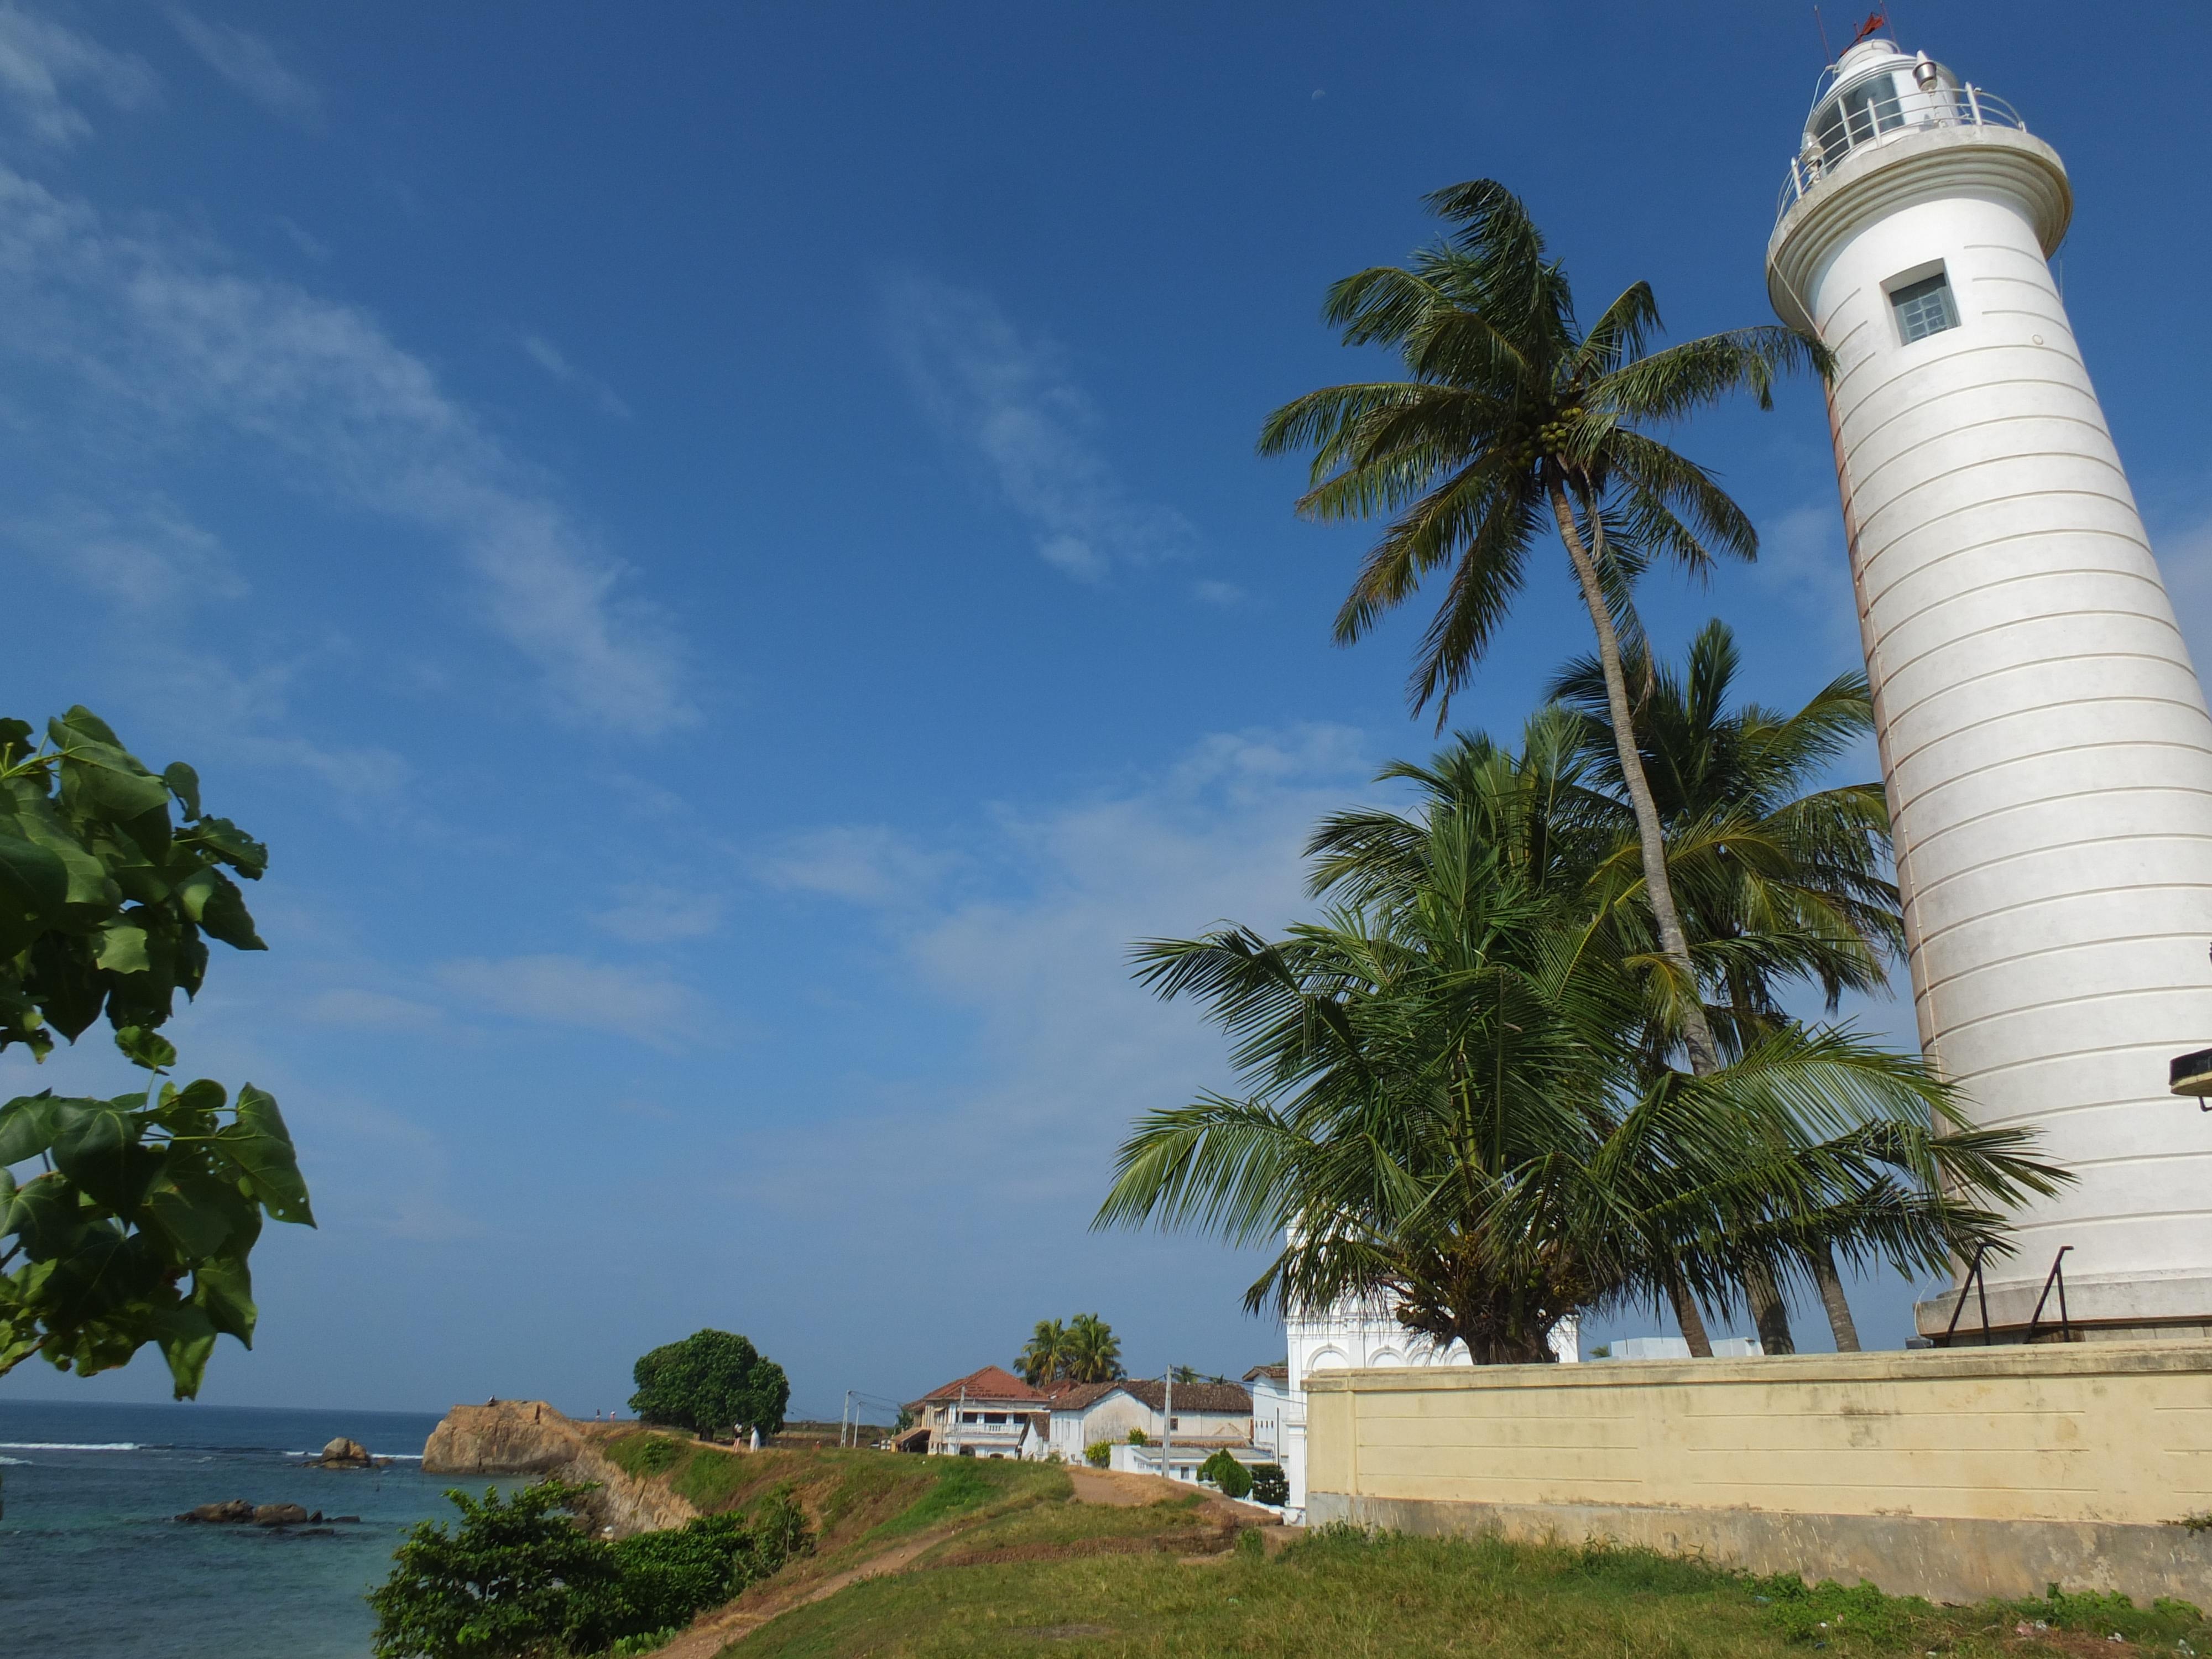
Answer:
xmin=1306 ymin=1340 xmax=2212 ymax=1527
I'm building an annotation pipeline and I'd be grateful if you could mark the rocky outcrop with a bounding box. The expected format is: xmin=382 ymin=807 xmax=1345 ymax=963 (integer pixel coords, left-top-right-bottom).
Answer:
xmin=420 ymin=1400 xmax=695 ymax=1537
xmin=307 ymin=1437 xmax=383 ymax=1468
xmin=177 ymin=1500 xmax=335 ymax=1526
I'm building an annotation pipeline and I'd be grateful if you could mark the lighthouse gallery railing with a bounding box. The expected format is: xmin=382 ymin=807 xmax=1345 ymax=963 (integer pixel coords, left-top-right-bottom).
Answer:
xmin=1776 ymin=85 xmax=2029 ymax=225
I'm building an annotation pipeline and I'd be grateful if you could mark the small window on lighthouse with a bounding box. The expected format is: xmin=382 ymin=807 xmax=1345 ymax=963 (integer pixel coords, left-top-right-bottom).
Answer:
xmin=1891 ymin=272 xmax=1959 ymax=344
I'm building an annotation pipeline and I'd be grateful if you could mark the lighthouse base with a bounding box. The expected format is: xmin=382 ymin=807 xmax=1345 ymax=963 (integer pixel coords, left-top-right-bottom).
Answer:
xmin=1913 ymin=1270 xmax=2212 ymax=1347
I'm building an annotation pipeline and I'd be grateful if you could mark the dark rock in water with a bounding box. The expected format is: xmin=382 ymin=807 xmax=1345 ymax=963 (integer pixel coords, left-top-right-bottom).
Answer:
xmin=307 ymin=1436 xmax=383 ymax=1468
xmin=299 ymin=1526 xmax=336 ymax=1537
xmin=254 ymin=1503 xmax=311 ymax=1527
xmin=178 ymin=1500 xmax=255 ymax=1524
xmin=309 ymin=1511 xmax=322 ymax=1523
xmin=330 ymin=1515 xmax=362 ymax=1524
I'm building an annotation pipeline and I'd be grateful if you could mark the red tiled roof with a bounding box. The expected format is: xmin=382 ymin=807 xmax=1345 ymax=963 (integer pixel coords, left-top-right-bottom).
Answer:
xmin=1042 ymin=1381 xmax=1120 ymax=1411
xmin=1244 ymin=1363 xmax=1289 ymax=1383
xmin=1041 ymin=1379 xmax=1253 ymax=1415
xmin=1115 ymin=1379 xmax=1251 ymax=1413
xmin=910 ymin=1364 xmax=1051 ymax=1407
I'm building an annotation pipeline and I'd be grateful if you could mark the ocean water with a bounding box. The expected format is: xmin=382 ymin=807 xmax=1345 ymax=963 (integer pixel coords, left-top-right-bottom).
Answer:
xmin=0 ymin=1397 xmax=457 ymax=1658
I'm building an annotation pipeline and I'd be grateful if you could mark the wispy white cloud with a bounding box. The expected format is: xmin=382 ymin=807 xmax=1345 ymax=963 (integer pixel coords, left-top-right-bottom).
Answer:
xmin=164 ymin=7 xmax=320 ymax=128
xmin=884 ymin=274 xmax=1195 ymax=585
xmin=1192 ymin=578 xmax=1245 ymax=607
xmin=591 ymin=882 xmax=723 ymax=944
xmin=750 ymin=724 xmax=1373 ymax=1196
xmin=436 ymin=953 xmax=713 ymax=1048
xmin=0 ymin=164 xmax=695 ymax=734
xmin=9 ymin=496 xmax=244 ymax=609
xmin=0 ymin=3 xmax=156 ymax=148
xmin=758 ymin=823 xmax=958 ymax=906
xmin=521 ymin=333 xmax=633 ymax=420
xmin=305 ymin=988 xmax=443 ymax=1029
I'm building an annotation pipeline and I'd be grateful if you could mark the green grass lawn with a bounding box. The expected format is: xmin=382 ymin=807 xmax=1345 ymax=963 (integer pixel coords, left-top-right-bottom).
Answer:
xmin=736 ymin=1525 xmax=2212 ymax=1659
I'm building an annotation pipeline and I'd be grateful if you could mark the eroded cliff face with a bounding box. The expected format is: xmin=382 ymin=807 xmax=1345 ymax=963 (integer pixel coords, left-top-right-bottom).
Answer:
xmin=420 ymin=1400 xmax=695 ymax=1536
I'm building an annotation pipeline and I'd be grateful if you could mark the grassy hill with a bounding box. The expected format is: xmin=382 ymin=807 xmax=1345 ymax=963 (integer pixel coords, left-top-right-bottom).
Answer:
xmin=586 ymin=1432 xmax=2210 ymax=1658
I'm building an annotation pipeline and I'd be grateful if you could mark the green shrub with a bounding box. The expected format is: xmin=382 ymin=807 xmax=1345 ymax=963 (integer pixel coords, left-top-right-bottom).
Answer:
xmin=368 ymin=1480 xmax=619 ymax=1659
xmin=368 ymin=1478 xmax=813 ymax=1658
xmin=1126 ymin=1428 xmax=1148 ymax=1446
xmin=1248 ymin=1463 xmax=1288 ymax=1506
xmin=1084 ymin=1441 xmax=1113 ymax=1468
xmin=1197 ymin=1449 xmax=1252 ymax=1500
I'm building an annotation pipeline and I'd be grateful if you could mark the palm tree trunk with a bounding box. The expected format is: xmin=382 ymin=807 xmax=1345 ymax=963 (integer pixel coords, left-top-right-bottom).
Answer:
xmin=1546 ymin=481 xmax=1723 ymax=1076
xmin=1812 ymin=1247 xmax=1862 ymax=1351
xmin=1667 ymin=1275 xmax=1714 ymax=1358
xmin=1746 ymin=1264 xmax=1796 ymax=1355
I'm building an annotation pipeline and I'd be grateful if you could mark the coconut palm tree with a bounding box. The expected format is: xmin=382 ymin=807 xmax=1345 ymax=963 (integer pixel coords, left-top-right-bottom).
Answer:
xmin=1548 ymin=620 xmax=1900 ymax=1350
xmin=1016 ymin=1318 xmax=1071 ymax=1387
xmin=1063 ymin=1313 xmax=1123 ymax=1384
xmin=1259 ymin=180 xmax=1825 ymax=1080
xmin=1099 ymin=721 xmax=2067 ymax=1363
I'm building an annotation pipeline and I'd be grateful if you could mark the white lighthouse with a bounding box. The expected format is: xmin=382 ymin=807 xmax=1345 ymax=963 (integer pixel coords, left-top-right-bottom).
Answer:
xmin=1766 ymin=35 xmax=2212 ymax=1341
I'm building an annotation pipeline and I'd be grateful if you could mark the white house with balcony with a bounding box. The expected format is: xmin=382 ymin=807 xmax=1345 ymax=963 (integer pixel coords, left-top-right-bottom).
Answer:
xmin=897 ymin=1365 xmax=1049 ymax=1458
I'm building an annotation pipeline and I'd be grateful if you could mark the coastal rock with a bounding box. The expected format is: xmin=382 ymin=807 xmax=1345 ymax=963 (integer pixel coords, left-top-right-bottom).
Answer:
xmin=307 ymin=1436 xmax=385 ymax=1469
xmin=254 ymin=1503 xmax=311 ymax=1527
xmin=179 ymin=1500 xmax=255 ymax=1524
xmin=420 ymin=1400 xmax=695 ymax=1537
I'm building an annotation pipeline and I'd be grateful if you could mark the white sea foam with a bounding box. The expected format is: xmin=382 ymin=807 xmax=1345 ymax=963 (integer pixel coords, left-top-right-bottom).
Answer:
xmin=0 ymin=1454 xmax=28 ymax=1465
xmin=0 ymin=1441 xmax=139 ymax=1452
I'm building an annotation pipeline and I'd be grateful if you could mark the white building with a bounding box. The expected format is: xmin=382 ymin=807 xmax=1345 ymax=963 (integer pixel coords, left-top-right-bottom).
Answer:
xmin=1767 ymin=33 xmax=2212 ymax=1340
xmin=898 ymin=1365 xmax=1049 ymax=1458
xmin=1044 ymin=1378 xmax=1251 ymax=1464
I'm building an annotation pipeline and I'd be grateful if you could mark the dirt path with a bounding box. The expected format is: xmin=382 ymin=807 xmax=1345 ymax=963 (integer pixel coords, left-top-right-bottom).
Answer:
xmin=653 ymin=1524 xmax=963 ymax=1659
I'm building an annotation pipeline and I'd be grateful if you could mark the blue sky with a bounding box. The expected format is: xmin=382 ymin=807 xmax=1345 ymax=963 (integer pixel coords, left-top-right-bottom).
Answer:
xmin=3 ymin=1 xmax=2209 ymax=1418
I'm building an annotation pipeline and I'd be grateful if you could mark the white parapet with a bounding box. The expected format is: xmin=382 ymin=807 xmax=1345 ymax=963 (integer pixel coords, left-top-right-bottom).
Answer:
xmin=1767 ymin=37 xmax=2212 ymax=1334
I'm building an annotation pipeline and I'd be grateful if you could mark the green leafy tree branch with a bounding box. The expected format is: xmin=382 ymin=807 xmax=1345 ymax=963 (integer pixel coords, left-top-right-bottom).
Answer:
xmin=0 ymin=708 xmax=312 ymax=1397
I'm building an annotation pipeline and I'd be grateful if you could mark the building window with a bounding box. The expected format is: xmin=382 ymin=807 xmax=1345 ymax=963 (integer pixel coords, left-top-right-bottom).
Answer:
xmin=983 ymin=1413 xmax=1006 ymax=1425
xmin=1891 ymin=272 xmax=1959 ymax=343
xmin=961 ymin=1412 xmax=977 ymax=1423
xmin=1170 ymin=1417 xmax=1181 ymax=1431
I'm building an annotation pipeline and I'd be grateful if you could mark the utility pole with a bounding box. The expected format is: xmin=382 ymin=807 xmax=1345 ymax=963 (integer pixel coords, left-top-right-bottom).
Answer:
xmin=1161 ymin=1370 xmax=1173 ymax=1483
xmin=841 ymin=1390 xmax=853 ymax=1448
xmin=953 ymin=1385 xmax=966 ymax=1457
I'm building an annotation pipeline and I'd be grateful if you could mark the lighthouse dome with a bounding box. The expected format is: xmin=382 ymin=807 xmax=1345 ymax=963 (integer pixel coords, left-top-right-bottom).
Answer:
xmin=1803 ymin=38 xmax=1964 ymax=169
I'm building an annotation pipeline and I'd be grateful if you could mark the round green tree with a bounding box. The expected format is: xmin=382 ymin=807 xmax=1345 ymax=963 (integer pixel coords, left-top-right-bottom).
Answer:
xmin=628 ymin=1329 xmax=790 ymax=1441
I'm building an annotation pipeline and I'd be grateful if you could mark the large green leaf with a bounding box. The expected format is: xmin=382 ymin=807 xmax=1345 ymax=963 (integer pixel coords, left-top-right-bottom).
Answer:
xmin=0 ymin=1093 xmax=59 ymax=1166
xmin=162 ymin=762 xmax=202 ymax=820
xmin=48 ymin=1098 xmax=166 ymax=1213
xmin=145 ymin=1163 xmax=257 ymax=1259
xmin=218 ymin=1087 xmax=314 ymax=1226
xmin=49 ymin=713 xmax=172 ymax=821
xmin=192 ymin=1255 xmax=257 ymax=1345
xmin=0 ymin=827 xmax=68 ymax=916
xmin=152 ymin=1301 xmax=220 ymax=1399
xmin=113 ymin=1025 xmax=178 ymax=1072
xmin=94 ymin=921 xmax=150 ymax=974
xmin=182 ymin=816 xmax=268 ymax=878
xmin=192 ymin=870 xmax=265 ymax=951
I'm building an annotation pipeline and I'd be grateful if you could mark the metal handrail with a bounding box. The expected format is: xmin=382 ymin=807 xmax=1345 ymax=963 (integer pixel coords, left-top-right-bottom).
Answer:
xmin=1776 ymin=84 xmax=2030 ymax=222
xmin=1942 ymin=1241 xmax=1994 ymax=1345
xmin=2025 ymin=1245 xmax=2075 ymax=1343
